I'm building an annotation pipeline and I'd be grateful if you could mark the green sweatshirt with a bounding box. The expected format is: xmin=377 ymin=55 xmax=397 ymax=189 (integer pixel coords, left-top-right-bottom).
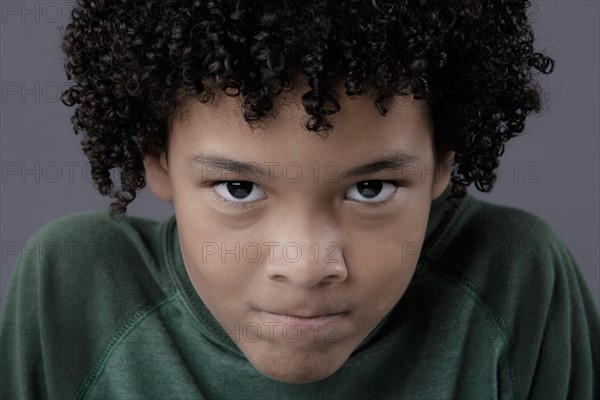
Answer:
xmin=2 ymin=188 xmax=599 ymax=399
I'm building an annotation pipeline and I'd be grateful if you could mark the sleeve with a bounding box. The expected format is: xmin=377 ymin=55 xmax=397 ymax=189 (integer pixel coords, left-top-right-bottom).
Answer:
xmin=436 ymin=200 xmax=599 ymax=399
xmin=1 ymin=213 xmax=130 ymax=399
xmin=1 ymin=212 xmax=165 ymax=399
xmin=521 ymin=239 xmax=600 ymax=400
xmin=1 ymin=229 xmax=50 ymax=399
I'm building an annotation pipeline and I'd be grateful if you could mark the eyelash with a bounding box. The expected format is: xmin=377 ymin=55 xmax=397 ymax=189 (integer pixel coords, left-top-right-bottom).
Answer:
xmin=350 ymin=180 xmax=404 ymax=209
xmin=207 ymin=181 xmax=258 ymax=210
xmin=205 ymin=180 xmax=405 ymax=210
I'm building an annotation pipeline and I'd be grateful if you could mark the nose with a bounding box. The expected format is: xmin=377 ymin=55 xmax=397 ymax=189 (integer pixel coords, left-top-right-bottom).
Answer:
xmin=265 ymin=241 xmax=349 ymax=287
xmin=264 ymin=215 xmax=348 ymax=288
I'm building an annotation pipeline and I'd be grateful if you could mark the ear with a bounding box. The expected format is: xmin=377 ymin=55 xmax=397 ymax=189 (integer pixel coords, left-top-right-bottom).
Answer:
xmin=431 ymin=148 xmax=454 ymax=200
xmin=143 ymin=146 xmax=173 ymax=201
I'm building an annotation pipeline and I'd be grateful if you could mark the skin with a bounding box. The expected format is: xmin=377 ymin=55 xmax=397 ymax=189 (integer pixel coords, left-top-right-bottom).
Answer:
xmin=144 ymin=83 xmax=452 ymax=384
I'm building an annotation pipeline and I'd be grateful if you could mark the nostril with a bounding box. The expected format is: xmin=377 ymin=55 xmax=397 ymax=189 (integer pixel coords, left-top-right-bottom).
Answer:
xmin=265 ymin=251 xmax=348 ymax=288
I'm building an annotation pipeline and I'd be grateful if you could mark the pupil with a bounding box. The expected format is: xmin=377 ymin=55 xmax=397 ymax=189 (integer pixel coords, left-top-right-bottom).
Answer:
xmin=357 ymin=181 xmax=382 ymax=198
xmin=227 ymin=181 xmax=253 ymax=199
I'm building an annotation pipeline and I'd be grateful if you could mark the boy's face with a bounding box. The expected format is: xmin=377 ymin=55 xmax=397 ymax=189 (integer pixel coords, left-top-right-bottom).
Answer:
xmin=145 ymin=85 xmax=451 ymax=383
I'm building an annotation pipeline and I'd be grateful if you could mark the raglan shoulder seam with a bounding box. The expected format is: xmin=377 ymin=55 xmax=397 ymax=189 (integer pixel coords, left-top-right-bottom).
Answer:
xmin=426 ymin=262 xmax=521 ymax=400
xmin=71 ymin=290 xmax=182 ymax=400
xmin=418 ymin=195 xmax=521 ymax=400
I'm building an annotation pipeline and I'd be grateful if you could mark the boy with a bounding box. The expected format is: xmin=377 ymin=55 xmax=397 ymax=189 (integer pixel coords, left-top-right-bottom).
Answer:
xmin=2 ymin=0 xmax=598 ymax=399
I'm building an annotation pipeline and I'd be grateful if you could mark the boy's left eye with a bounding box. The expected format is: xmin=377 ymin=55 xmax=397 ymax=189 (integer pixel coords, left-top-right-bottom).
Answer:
xmin=344 ymin=180 xmax=400 ymax=203
xmin=211 ymin=181 xmax=266 ymax=203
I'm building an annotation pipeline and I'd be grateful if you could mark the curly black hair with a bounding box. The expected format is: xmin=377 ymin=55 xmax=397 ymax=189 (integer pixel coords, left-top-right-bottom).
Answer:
xmin=60 ymin=0 xmax=554 ymax=215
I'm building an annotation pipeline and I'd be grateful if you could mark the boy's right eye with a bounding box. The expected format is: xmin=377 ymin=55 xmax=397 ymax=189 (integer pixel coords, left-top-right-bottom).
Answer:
xmin=210 ymin=181 xmax=266 ymax=203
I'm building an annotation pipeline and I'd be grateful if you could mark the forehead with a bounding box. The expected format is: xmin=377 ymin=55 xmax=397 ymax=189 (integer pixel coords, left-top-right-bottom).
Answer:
xmin=175 ymin=82 xmax=431 ymax=132
xmin=169 ymin=83 xmax=434 ymax=162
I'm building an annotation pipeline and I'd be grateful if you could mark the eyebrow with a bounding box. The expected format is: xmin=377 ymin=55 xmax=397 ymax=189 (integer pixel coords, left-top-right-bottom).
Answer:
xmin=340 ymin=151 xmax=421 ymax=180
xmin=189 ymin=150 xmax=421 ymax=181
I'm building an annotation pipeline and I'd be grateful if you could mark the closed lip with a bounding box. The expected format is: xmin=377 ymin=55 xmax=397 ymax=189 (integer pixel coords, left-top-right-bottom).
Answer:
xmin=263 ymin=311 xmax=347 ymax=325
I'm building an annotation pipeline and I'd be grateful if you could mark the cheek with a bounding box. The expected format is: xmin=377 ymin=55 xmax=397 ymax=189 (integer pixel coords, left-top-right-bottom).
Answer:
xmin=345 ymin=234 xmax=420 ymax=289
xmin=178 ymin=227 xmax=261 ymax=325
xmin=177 ymin=214 xmax=259 ymax=305
xmin=344 ymin=208 xmax=429 ymax=302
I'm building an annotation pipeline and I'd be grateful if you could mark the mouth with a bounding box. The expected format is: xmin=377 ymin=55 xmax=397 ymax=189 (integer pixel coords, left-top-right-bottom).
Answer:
xmin=262 ymin=311 xmax=348 ymax=326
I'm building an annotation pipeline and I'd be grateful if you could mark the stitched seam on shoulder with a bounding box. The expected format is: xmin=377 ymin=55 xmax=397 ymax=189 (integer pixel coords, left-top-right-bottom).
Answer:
xmin=71 ymin=290 xmax=180 ymax=400
xmin=428 ymin=263 xmax=520 ymax=400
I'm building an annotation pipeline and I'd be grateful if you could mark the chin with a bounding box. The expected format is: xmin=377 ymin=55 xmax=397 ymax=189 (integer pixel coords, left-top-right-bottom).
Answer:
xmin=257 ymin=362 xmax=342 ymax=384
xmin=245 ymin=344 xmax=350 ymax=384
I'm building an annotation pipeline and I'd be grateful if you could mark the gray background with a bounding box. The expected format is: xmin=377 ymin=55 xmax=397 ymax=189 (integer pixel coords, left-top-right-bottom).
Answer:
xmin=1 ymin=1 xmax=598 ymax=311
